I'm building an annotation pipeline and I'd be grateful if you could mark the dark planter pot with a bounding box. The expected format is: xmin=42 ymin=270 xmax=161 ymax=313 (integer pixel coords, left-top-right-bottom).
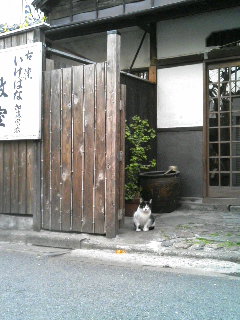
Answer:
xmin=125 ymin=199 xmax=139 ymax=217
xmin=139 ymin=171 xmax=181 ymax=213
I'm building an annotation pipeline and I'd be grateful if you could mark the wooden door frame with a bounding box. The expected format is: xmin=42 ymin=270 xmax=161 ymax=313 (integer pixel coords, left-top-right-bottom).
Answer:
xmin=203 ymin=56 xmax=240 ymax=201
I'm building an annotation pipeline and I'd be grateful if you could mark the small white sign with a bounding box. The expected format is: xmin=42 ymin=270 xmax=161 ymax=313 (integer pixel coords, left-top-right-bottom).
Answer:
xmin=0 ymin=42 xmax=42 ymax=140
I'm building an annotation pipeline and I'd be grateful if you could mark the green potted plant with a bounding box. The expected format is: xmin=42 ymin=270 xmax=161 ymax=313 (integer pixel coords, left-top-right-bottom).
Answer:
xmin=125 ymin=115 xmax=156 ymax=216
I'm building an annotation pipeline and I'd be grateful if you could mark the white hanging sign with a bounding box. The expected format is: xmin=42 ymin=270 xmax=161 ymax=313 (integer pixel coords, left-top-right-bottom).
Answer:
xmin=0 ymin=42 xmax=42 ymax=140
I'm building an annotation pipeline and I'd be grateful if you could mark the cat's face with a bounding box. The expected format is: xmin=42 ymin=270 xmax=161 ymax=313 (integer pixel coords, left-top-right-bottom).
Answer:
xmin=139 ymin=198 xmax=152 ymax=213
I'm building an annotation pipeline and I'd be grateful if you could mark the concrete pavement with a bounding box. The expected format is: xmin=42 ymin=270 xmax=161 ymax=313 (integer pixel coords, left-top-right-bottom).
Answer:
xmin=0 ymin=208 xmax=239 ymax=264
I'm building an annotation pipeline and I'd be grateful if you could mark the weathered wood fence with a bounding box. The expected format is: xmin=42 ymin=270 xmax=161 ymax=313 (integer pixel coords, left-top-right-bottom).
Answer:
xmin=0 ymin=29 xmax=124 ymax=237
xmin=42 ymin=62 xmax=125 ymax=235
xmin=0 ymin=30 xmax=43 ymax=226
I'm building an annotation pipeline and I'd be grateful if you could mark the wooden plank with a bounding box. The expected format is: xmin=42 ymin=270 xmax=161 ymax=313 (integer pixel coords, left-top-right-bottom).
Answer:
xmin=94 ymin=63 xmax=106 ymax=234
xmin=72 ymin=66 xmax=84 ymax=232
xmin=81 ymin=64 xmax=95 ymax=233
xmin=0 ymin=143 xmax=3 ymax=213
xmin=18 ymin=141 xmax=27 ymax=214
xmin=26 ymin=142 xmax=39 ymax=216
xmin=61 ymin=68 xmax=72 ymax=231
xmin=119 ymin=84 xmax=126 ymax=226
xmin=0 ymin=38 xmax=5 ymax=49
xmin=3 ymin=142 xmax=11 ymax=213
xmin=10 ymin=142 xmax=19 ymax=213
xmin=42 ymin=71 xmax=51 ymax=229
xmin=46 ymin=59 xmax=54 ymax=71
xmin=26 ymin=31 xmax=35 ymax=44
xmin=105 ymin=31 xmax=121 ymax=238
xmin=50 ymin=69 xmax=62 ymax=230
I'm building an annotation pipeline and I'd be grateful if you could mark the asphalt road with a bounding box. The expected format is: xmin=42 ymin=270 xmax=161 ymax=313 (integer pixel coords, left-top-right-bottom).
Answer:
xmin=0 ymin=243 xmax=239 ymax=320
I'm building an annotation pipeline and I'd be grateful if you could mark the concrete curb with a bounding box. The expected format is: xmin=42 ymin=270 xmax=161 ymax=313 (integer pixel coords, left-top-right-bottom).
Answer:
xmin=1 ymin=229 xmax=240 ymax=264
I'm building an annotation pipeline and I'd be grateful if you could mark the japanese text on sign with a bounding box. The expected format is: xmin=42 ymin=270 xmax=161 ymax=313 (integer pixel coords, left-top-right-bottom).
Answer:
xmin=0 ymin=42 xmax=42 ymax=140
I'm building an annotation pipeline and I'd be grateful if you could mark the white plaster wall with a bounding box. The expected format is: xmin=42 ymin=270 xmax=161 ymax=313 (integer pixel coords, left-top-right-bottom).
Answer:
xmin=157 ymin=64 xmax=203 ymax=128
xmin=54 ymin=27 xmax=150 ymax=70
xmin=157 ymin=7 xmax=240 ymax=58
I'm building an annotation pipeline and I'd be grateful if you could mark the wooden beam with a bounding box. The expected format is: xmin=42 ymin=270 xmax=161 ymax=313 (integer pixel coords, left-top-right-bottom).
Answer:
xmin=149 ymin=23 xmax=157 ymax=83
xmin=105 ymin=30 xmax=121 ymax=238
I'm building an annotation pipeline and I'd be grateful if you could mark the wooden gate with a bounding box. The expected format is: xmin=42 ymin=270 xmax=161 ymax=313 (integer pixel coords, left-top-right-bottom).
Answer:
xmin=42 ymin=55 xmax=125 ymax=236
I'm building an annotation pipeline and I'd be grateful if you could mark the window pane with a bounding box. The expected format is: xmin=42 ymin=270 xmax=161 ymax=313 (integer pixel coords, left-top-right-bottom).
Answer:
xmin=231 ymin=81 xmax=240 ymax=96
xmin=220 ymin=113 xmax=229 ymax=126
xmin=220 ymin=128 xmax=230 ymax=141
xmin=209 ymin=128 xmax=218 ymax=141
xmin=231 ymin=67 xmax=240 ymax=81
xmin=232 ymin=127 xmax=240 ymax=141
xmin=209 ymin=173 xmax=219 ymax=186
xmin=232 ymin=157 xmax=240 ymax=171
xmin=209 ymin=98 xmax=218 ymax=112
xmin=209 ymin=143 xmax=218 ymax=156
xmin=220 ymin=173 xmax=230 ymax=186
xmin=232 ymin=143 xmax=240 ymax=156
xmin=209 ymin=158 xmax=219 ymax=171
xmin=220 ymin=82 xmax=230 ymax=96
xmin=231 ymin=97 xmax=240 ymax=111
xmin=209 ymin=113 xmax=218 ymax=127
xmin=209 ymin=69 xmax=218 ymax=83
xmin=232 ymin=112 xmax=240 ymax=126
xmin=232 ymin=173 xmax=240 ymax=186
xmin=220 ymin=158 xmax=230 ymax=171
xmin=209 ymin=83 xmax=218 ymax=98
xmin=220 ymin=67 xmax=229 ymax=81
xmin=220 ymin=143 xmax=230 ymax=156
xmin=220 ymin=97 xmax=230 ymax=111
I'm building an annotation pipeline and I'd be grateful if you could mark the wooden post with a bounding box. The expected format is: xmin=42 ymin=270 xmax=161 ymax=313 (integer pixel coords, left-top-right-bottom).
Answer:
xmin=32 ymin=28 xmax=46 ymax=231
xmin=106 ymin=30 xmax=121 ymax=238
xmin=149 ymin=23 xmax=157 ymax=83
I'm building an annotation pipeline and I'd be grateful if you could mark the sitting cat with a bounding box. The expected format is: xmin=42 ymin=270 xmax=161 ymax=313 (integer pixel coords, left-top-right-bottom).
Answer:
xmin=133 ymin=198 xmax=155 ymax=232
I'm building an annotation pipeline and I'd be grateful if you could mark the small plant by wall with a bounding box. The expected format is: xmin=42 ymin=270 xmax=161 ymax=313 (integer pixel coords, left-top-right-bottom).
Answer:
xmin=125 ymin=115 xmax=156 ymax=200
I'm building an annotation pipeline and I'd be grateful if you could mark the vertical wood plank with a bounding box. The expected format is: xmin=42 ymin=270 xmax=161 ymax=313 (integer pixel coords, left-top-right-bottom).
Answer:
xmin=82 ymin=64 xmax=95 ymax=233
xmin=42 ymin=71 xmax=51 ymax=229
xmin=119 ymin=84 xmax=126 ymax=226
xmin=3 ymin=141 xmax=11 ymax=213
xmin=10 ymin=142 xmax=19 ymax=213
xmin=72 ymin=66 xmax=84 ymax=232
xmin=0 ymin=38 xmax=5 ymax=49
xmin=18 ymin=142 xmax=27 ymax=214
xmin=105 ymin=31 xmax=121 ymax=238
xmin=61 ymin=68 xmax=72 ymax=231
xmin=26 ymin=142 xmax=39 ymax=217
xmin=94 ymin=63 xmax=106 ymax=234
xmin=50 ymin=69 xmax=62 ymax=230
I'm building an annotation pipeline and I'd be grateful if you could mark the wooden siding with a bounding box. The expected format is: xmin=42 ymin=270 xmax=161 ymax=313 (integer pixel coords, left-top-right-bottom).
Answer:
xmin=0 ymin=31 xmax=41 ymax=217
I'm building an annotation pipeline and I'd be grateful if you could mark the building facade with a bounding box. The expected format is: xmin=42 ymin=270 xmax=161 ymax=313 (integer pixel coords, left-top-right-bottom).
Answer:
xmin=33 ymin=0 xmax=240 ymax=205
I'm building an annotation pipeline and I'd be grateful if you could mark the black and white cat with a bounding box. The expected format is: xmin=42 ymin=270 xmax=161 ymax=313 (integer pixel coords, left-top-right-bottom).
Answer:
xmin=133 ymin=198 xmax=155 ymax=232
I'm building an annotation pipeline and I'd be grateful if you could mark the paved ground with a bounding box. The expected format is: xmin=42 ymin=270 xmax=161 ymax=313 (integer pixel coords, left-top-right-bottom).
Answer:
xmin=0 ymin=242 xmax=240 ymax=320
xmin=0 ymin=208 xmax=239 ymax=266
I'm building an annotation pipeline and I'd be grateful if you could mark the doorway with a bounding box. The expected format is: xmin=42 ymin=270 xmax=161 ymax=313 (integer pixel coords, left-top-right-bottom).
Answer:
xmin=206 ymin=61 xmax=240 ymax=197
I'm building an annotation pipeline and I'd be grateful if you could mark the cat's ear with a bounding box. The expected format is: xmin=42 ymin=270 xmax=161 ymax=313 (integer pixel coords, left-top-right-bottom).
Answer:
xmin=149 ymin=199 xmax=152 ymax=204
